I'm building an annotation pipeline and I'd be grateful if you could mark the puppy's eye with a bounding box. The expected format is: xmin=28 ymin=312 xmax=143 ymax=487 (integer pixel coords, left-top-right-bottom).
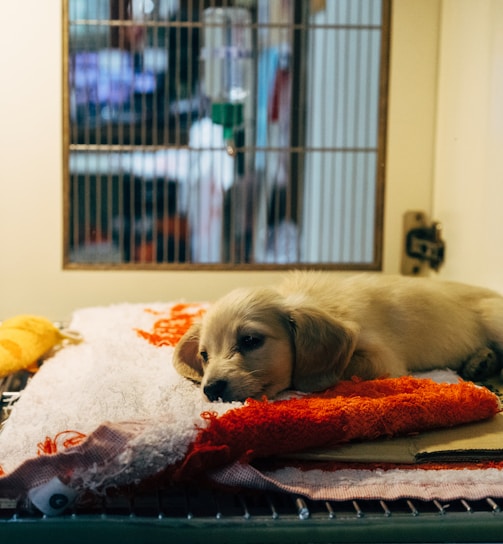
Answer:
xmin=200 ymin=350 xmax=208 ymax=362
xmin=238 ymin=335 xmax=264 ymax=352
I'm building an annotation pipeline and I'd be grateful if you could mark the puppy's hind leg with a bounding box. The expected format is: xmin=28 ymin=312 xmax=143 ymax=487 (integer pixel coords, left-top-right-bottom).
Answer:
xmin=476 ymin=297 xmax=503 ymax=380
xmin=459 ymin=347 xmax=501 ymax=381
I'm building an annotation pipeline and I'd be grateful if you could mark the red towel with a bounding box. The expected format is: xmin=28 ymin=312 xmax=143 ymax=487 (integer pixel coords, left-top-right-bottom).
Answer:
xmin=176 ymin=376 xmax=500 ymax=480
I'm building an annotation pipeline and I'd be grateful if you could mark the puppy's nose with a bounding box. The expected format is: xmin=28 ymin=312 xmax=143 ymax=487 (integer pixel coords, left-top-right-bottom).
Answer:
xmin=204 ymin=380 xmax=228 ymax=402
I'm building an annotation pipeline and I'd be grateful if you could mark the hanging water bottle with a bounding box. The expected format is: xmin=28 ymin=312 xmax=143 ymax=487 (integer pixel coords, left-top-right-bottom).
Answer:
xmin=201 ymin=7 xmax=253 ymax=143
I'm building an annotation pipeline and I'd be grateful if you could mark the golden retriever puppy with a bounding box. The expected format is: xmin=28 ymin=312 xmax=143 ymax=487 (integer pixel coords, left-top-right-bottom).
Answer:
xmin=173 ymin=272 xmax=503 ymax=402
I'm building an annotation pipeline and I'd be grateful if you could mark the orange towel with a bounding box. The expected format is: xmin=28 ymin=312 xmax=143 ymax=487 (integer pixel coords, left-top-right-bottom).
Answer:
xmin=177 ymin=377 xmax=500 ymax=480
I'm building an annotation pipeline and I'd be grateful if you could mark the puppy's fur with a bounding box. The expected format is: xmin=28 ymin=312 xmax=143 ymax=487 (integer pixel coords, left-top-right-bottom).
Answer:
xmin=173 ymin=272 xmax=503 ymax=402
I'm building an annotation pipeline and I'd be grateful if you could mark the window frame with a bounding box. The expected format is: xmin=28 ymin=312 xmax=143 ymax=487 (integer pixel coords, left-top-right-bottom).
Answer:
xmin=62 ymin=0 xmax=391 ymax=271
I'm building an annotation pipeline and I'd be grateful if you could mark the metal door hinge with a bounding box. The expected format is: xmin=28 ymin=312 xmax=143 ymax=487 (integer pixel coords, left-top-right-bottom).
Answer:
xmin=401 ymin=211 xmax=445 ymax=276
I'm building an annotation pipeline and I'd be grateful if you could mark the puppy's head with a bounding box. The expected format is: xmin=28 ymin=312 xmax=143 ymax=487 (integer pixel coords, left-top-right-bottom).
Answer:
xmin=173 ymin=287 xmax=357 ymax=402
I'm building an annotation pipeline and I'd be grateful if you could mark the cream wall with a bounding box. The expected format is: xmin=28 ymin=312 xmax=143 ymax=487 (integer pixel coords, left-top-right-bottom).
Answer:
xmin=383 ymin=0 xmax=440 ymax=272
xmin=434 ymin=0 xmax=503 ymax=293
xmin=0 ymin=0 xmax=441 ymax=320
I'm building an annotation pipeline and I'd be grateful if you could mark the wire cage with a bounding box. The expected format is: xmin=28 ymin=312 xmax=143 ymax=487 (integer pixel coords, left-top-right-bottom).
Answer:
xmin=63 ymin=0 xmax=390 ymax=269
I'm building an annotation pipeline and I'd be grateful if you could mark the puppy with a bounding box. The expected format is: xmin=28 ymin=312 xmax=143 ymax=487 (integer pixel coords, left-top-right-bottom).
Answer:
xmin=173 ymin=272 xmax=503 ymax=402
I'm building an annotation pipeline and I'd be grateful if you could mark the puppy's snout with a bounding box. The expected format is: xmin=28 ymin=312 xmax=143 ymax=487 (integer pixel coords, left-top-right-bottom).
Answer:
xmin=203 ymin=379 xmax=228 ymax=402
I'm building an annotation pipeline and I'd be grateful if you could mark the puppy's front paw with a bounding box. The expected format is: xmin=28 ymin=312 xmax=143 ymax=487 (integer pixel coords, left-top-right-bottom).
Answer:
xmin=460 ymin=347 xmax=500 ymax=381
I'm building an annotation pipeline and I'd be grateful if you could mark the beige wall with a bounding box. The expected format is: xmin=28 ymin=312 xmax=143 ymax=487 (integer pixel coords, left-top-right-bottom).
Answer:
xmin=434 ymin=0 xmax=503 ymax=293
xmin=0 ymin=1 xmax=441 ymax=320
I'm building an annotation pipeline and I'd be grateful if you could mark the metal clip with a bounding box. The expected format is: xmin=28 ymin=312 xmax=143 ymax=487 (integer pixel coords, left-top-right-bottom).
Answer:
xmin=402 ymin=211 xmax=446 ymax=275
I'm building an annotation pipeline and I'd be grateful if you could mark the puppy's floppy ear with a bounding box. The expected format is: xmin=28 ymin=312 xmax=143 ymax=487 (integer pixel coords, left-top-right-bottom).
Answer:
xmin=173 ymin=323 xmax=204 ymax=383
xmin=289 ymin=306 xmax=358 ymax=392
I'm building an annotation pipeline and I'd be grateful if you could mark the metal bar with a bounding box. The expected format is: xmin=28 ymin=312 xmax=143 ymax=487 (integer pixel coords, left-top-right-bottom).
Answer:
xmin=69 ymin=20 xmax=384 ymax=32
xmin=69 ymin=144 xmax=380 ymax=153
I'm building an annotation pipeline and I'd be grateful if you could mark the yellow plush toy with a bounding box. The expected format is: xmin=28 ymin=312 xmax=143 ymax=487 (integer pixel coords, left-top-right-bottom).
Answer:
xmin=0 ymin=315 xmax=81 ymax=378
